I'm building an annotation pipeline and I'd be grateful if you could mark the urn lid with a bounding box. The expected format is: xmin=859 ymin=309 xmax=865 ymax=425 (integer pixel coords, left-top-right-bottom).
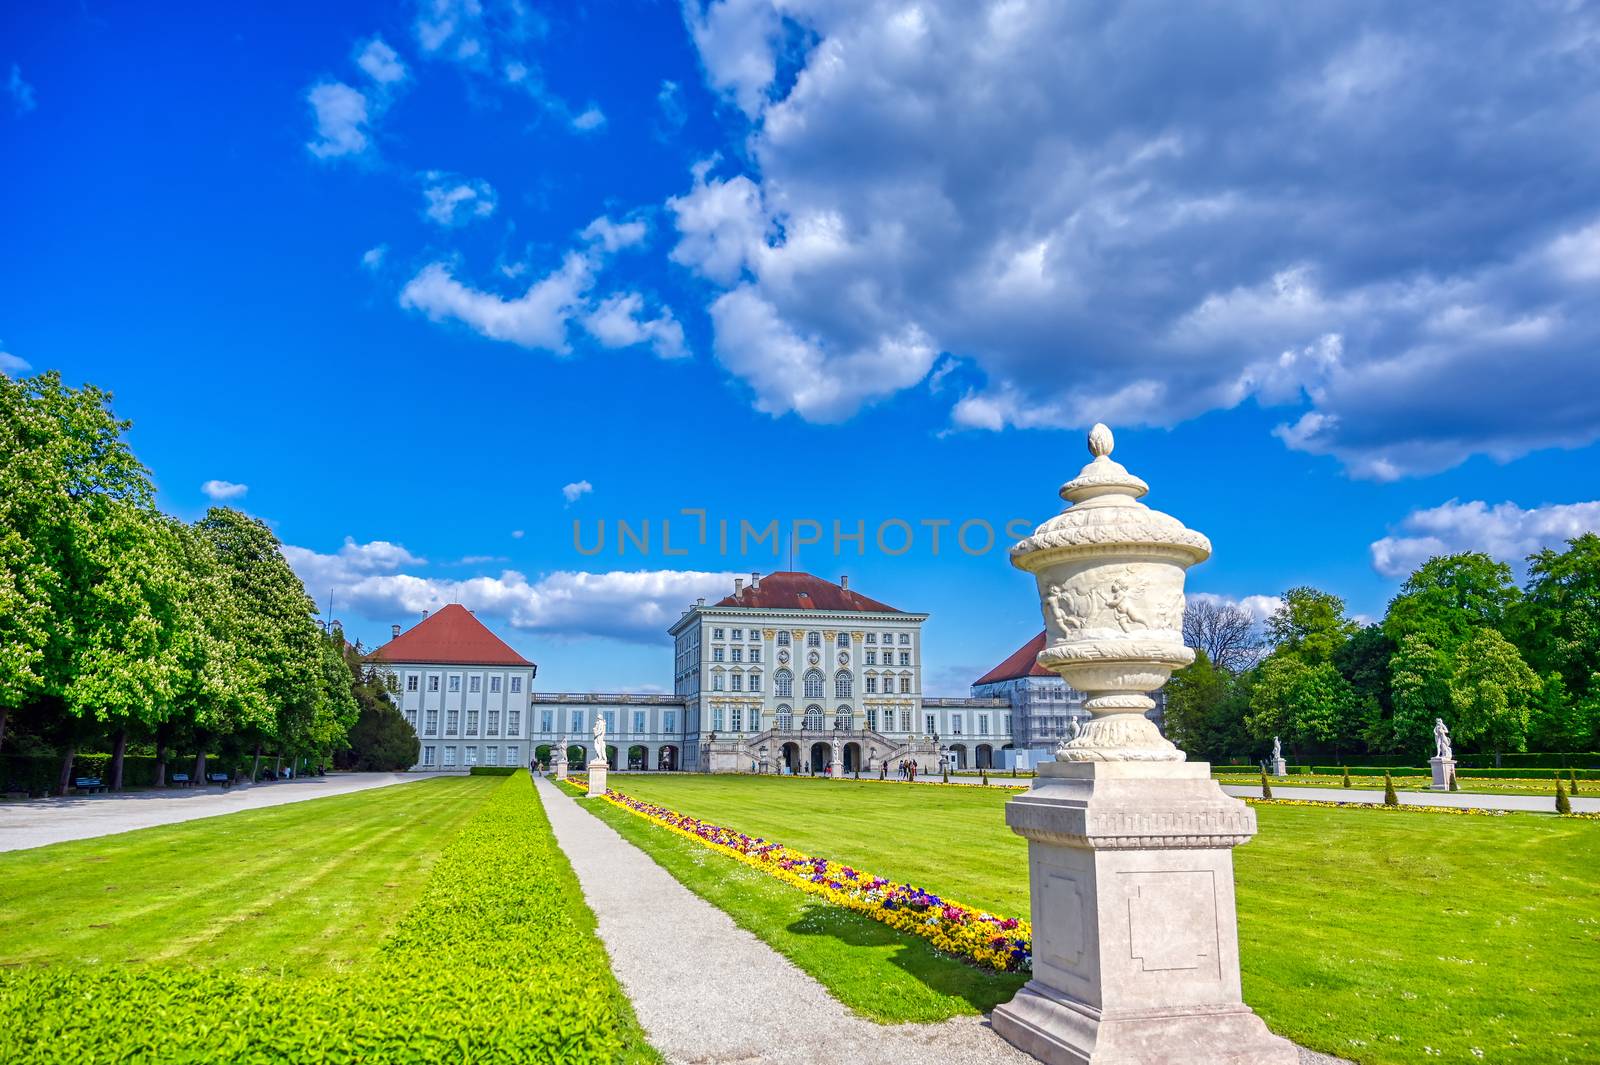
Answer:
xmin=1011 ymin=423 xmax=1211 ymax=570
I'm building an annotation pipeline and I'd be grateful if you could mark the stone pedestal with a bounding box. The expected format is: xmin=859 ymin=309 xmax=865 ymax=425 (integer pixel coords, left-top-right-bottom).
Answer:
xmin=993 ymin=761 xmax=1295 ymax=1065
xmin=586 ymin=759 xmax=608 ymax=798
xmin=1271 ymin=758 xmax=1287 ymax=778
xmin=1429 ymin=757 xmax=1454 ymax=790
xmin=555 ymin=759 xmax=568 ymax=781
xmin=829 ymin=755 xmax=844 ymax=778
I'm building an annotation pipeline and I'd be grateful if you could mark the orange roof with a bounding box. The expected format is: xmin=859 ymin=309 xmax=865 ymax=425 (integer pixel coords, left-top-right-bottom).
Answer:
xmin=974 ymin=631 xmax=1053 ymax=685
xmin=367 ymin=604 xmax=535 ymax=667
xmin=712 ymin=571 xmax=904 ymax=613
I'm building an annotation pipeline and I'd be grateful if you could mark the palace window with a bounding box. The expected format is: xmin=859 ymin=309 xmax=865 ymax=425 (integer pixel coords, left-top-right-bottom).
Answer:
xmin=807 ymin=632 xmax=821 ymax=648
xmin=428 ymin=675 xmax=440 ymax=693
xmin=712 ymin=671 xmax=725 ymax=692
xmin=777 ymin=631 xmax=790 ymax=647
xmin=422 ymin=746 xmax=436 ymax=767
xmin=749 ymin=672 xmax=762 ymax=692
xmin=925 ymin=713 xmax=936 ymax=734
xmin=865 ymin=633 xmax=876 ymax=644
xmin=804 ymin=706 xmax=824 ymax=731
xmin=866 ymin=709 xmax=878 ymax=731
xmin=446 ymin=709 xmax=460 ymax=733
xmin=405 ymin=709 xmax=417 ymax=728
xmin=603 ymin=710 xmax=615 ymax=735
xmin=750 ymin=709 xmax=761 ymax=731
xmin=775 ymin=670 xmax=792 ymax=697
xmin=466 ymin=710 xmax=480 ymax=733
xmin=634 ymin=711 xmax=647 ymax=734
xmin=979 ymin=715 xmax=990 ymax=736
xmin=469 ymin=675 xmax=482 ymax=694
xmin=731 ymin=628 xmax=743 ymax=641
xmin=731 ymin=673 xmax=743 ymax=692
xmin=900 ymin=676 xmax=912 ymax=694
xmin=951 ymin=714 xmax=964 ymax=735
xmin=443 ymin=746 xmax=457 ymax=768
xmin=865 ymin=651 xmax=876 ymax=666
xmin=464 ymin=746 xmax=479 ymax=766
xmin=570 ymin=710 xmax=583 ymax=732
xmin=509 ymin=676 xmax=522 ymax=693
xmin=712 ymin=647 xmax=725 ymax=662
xmin=425 ymin=709 xmax=439 ymax=735
xmin=505 ymin=746 xmax=517 ymax=765
xmin=731 ymin=708 xmax=742 ymax=732
xmin=865 ymin=675 xmax=877 ymax=694
xmin=835 ymin=672 xmax=852 ymax=699
xmin=713 ymin=628 xmax=725 ymax=640
xmin=664 ymin=710 xmax=677 ymax=733
xmin=776 ymin=705 xmax=793 ymax=730
xmin=488 ymin=710 xmax=501 ymax=736
xmin=1004 ymin=714 xmax=1013 ymax=734
xmin=901 ymin=709 xmax=912 ymax=731
xmin=448 ymin=675 xmax=461 ymax=693
xmin=540 ymin=710 xmax=553 ymax=733
xmin=749 ymin=647 xmax=761 ymax=663
xmin=804 ymin=670 xmax=825 ymax=699
xmin=900 ymin=652 xmax=910 ymax=665
xmin=731 ymin=648 xmax=742 ymax=663
xmin=406 ymin=674 xmax=419 ymax=692
xmin=899 ymin=634 xmax=911 ymax=645
xmin=485 ymin=746 xmax=499 ymax=766
xmin=837 ymin=632 xmax=849 ymax=647
xmin=508 ymin=711 xmax=521 ymax=734
xmin=713 ymin=708 xmax=725 ymax=731
xmin=490 ymin=676 xmax=502 ymax=694
xmin=835 ymin=707 xmax=851 ymax=730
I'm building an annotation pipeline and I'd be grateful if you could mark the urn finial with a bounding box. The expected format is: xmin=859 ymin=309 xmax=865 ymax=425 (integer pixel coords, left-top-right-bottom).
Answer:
xmin=1087 ymin=423 xmax=1114 ymax=458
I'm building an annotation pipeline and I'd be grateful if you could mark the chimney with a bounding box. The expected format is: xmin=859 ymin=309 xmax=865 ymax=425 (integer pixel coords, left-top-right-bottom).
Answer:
xmin=390 ymin=624 xmax=401 ymax=640
xmin=421 ymin=609 xmax=429 ymax=619
xmin=751 ymin=571 xmax=760 ymax=589
xmin=734 ymin=577 xmax=744 ymax=596
xmin=840 ymin=575 xmax=849 ymax=590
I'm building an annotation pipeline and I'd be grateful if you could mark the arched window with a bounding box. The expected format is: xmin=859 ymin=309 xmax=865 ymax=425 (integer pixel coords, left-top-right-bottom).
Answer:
xmin=775 ymin=669 xmax=792 ymax=698
xmin=804 ymin=670 xmax=825 ymax=699
xmin=835 ymin=671 xmax=852 ymax=699
xmin=777 ymin=631 xmax=791 ymax=647
xmin=804 ymin=705 xmax=824 ymax=731
xmin=776 ymin=704 xmax=793 ymax=730
xmin=807 ymin=631 xmax=821 ymax=648
xmin=835 ymin=706 xmax=852 ymax=730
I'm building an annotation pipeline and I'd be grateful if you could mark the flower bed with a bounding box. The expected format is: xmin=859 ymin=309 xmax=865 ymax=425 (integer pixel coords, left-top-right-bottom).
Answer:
xmin=1244 ymin=796 xmax=1509 ymax=816
xmin=586 ymin=785 xmax=1032 ymax=972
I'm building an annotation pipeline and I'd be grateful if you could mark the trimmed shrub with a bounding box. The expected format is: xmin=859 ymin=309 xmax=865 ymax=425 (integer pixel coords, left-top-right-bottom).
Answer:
xmin=0 ymin=774 xmax=655 ymax=1063
xmin=1556 ymin=776 xmax=1572 ymax=815
xmin=1570 ymin=767 xmax=1581 ymax=795
xmin=1341 ymin=766 xmax=1351 ymax=788
xmin=1260 ymin=768 xmax=1272 ymax=800
xmin=1448 ymin=769 xmax=1459 ymax=792
xmin=469 ymin=765 xmax=518 ymax=776
xmin=1382 ymin=771 xmax=1399 ymax=806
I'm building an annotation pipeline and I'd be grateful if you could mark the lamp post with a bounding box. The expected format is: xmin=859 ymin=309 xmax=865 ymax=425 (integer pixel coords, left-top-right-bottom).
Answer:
xmin=759 ymin=744 xmax=768 ymax=774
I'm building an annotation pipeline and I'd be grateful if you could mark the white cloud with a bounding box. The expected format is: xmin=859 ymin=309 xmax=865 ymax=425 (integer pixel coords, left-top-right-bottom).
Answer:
xmin=283 ymin=534 xmax=739 ymax=642
xmin=1370 ymin=499 xmax=1600 ymax=578
xmin=583 ymin=293 xmax=688 ymax=359
xmin=8 ymin=64 xmax=36 ymax=114
xmin=656 ymin=79 xmax=686 ymax=131
xmin=356 ymin=37 xmax=408 ymax=85
xmin=415 ymin=0 xmax=487 ymax=60
xmin=420 ymin=173 xmax=498 ymax=226
xmin=305 ymin=81 xmax=370 ymax=158
xmin=581 ymin=215 xmax=647 ymax=253
xmin=361 ymin=245 xmax=387 ymax=270
xmin=1189 ymin=591 xmax=1284 ymax=625
xmin=511 ymin=529 xmax=525 ymax=539
xmin=670 ymin=1 xmax=1600 ymax=477
xmin=562 ymin=480 xmax=593 ymax=503
xmin=0 ymin=350 xmax=30 ymax=377
xmin=571 ymin=105 xmax=606 ymax=131
xmin=200 ymin=479 xmax=249 ymax=502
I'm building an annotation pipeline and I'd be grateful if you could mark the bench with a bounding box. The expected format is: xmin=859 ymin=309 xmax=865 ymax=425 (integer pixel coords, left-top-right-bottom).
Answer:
xmin=73 ymin=777 xmax=107 ymax=794
xmin=206 ymin=772 xmax=230 ymax=787
xmin=169 ymin=773 xmax=193 ymax=788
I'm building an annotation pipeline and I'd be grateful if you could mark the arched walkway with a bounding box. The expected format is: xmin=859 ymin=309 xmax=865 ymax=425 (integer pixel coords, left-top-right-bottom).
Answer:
xmin=628 ymin=745 xmax=649 ymax=770
xmin=808 ymin=741 xmax=833 ymax=774
xmin=605 ymin=744 xmax=618 ymax=770
xmin=534 ymin=744 xmax=552 ymax=765
xmin=843 ymin=742 xmax=861 ymax=774
xmin=566 ymin=744 xmax=586 ymax=765
xmin=949 ymin=743 xmax=968 ymax=769
xmin=657 ymin=744 xmax=679 ymax=771
xmin=976 ymin=744 xmax=993 ymax=769
xmin=780 ymin=741 xmax=799 ymax=774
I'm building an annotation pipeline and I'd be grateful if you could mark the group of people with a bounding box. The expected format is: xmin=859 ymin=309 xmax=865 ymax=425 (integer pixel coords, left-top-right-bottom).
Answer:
xmin=885 ymin=758 xmax=919 ymax=781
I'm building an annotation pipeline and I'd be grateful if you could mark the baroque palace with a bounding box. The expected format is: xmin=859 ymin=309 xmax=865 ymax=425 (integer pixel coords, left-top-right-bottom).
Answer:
xmin=369 ymin=571 xmax=1137 ymax=774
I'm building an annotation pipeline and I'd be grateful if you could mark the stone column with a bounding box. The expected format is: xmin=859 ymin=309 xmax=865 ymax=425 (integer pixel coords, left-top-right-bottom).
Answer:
xmin=1429 ymin=757 xmax=1454 ymax=790
xmin=993 ymin=424 xmax=1295 ymax=1065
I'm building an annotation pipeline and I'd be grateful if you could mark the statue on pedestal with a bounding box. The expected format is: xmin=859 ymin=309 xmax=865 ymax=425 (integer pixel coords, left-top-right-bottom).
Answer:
xmin=1272 ymin=736 xmax=1282 ymax=763
xmin=592 ymin=715 xmax=607 ymax=764
xmin=1433 ymin=718 xmax=1452 ymax=761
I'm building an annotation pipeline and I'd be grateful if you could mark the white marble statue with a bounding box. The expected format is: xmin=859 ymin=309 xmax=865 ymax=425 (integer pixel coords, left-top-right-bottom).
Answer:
xmin=1433 ymin=718 xmax=1452 ymax=761
xmin=1272 ymin=736 xmax=1282 ymax=762
xmin=592 ymin=715 xmax=607 ymax=763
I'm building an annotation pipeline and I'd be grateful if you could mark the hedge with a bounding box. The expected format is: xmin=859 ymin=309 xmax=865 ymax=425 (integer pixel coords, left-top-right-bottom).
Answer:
xmin=0 ymin=772 xmax=659 ymax=1064
xmin=1 ymin=754 xmax=238 ymax=795
xmin=469 ymin=765 xmax=518 ymax=776
xmin=1218 ymin=753 xmax=1600 ymax=769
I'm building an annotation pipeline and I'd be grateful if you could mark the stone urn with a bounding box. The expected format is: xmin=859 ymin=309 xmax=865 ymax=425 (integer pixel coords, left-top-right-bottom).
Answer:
xmin=1011 ymin=422 xmax=1210 ymax=762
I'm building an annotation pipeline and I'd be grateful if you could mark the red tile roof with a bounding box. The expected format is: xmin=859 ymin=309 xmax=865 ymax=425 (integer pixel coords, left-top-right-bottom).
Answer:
xmin=712 ymin=571 xmax=905 ymax=613
xmin=367 ymin=604 xmax=535 ymax=667
xmin=974 ymin=631 xmax=1053 ymax=685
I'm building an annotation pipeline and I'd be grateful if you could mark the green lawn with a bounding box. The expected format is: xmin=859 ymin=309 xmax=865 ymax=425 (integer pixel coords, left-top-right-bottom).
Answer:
xmin=0 ymin=775 xmax=498 ymax=976
xmin=602 ymin=774 xmax=1600 ymax=1065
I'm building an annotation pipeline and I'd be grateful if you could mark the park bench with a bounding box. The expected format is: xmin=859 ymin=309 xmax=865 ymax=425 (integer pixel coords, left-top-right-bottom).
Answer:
xmin=73 ymin=777 xmax=107 ymax=794
xmin=169 ymin=773 xmax=193 ymax=788
xmin=206 ymin=772 xmax=230 ymax=787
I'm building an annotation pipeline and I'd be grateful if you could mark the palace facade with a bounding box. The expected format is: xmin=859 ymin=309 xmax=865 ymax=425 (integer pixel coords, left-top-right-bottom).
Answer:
xmin=369 ymin=572 xmax=1165 ymax=774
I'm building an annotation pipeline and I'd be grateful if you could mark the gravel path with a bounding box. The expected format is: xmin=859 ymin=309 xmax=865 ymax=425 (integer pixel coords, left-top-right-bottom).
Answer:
xmin=0 ymin=772 xmax=451 ymax=853
xmin=537 ymin=777 xmax=1345 ymax=1065
xmin=1218 ymin=782 xmax=1597 ymax=813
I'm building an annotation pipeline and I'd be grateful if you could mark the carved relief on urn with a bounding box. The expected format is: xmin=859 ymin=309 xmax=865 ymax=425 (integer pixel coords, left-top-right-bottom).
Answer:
xmin=1011 ymin=424 xmax=1210 ymax=762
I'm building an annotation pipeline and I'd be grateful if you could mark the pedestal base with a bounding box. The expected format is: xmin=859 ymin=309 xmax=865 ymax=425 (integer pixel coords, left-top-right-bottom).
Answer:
xmin=586 ymin=759 xmax=608 ymax=797
xmin=1429 ymin=757 xmax=1454 ymax=790
xmin=993 ymin=981 xmax=1295 ymax=1065
xmin=555 ymin=761 xmax=568 ymax=781
xmin=1271 ymin=758 xmax=1287 ymax=778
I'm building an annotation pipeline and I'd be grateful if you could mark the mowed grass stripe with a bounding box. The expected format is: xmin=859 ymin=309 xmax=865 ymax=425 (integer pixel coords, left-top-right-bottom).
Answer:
xmin=0 ymin=775 xmax=496 ymax=976
xmin=606 ymin=774 xmax=1600 ymax=1065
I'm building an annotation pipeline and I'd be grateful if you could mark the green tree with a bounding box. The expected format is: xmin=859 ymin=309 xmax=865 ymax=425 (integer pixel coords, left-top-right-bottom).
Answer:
xmin=1382 ymin=634 xmax=1452 ymax=755
xmin=1385 ymin=553 xmax=1520 ymax=650
xmin=338 ymin=683 xmax=419 ymax=771
xmin=0 ymin=375 xmax=57 ymax=754
xmin=1265 ymin=587 xmax=1359 ymax=665
xmin=1164 ymin=650 xmax=1232 ymax=759
xmin=1448 ymin=629 xmax=1541 ymax=761
xmin=1513 ymin=534 xmax=1600 ymax=746
xmin=1247 ymin=656 xmax=1361 ymax=757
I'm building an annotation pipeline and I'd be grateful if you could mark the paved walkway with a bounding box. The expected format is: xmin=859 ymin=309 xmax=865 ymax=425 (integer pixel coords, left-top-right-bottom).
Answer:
xmin=0 ymin=772 xmax=450 ymax=853
xmin=536 ymin=777 xmax=1343 ymax=1065
xmin=1219 ymin=782 xmax=1599 ymax=813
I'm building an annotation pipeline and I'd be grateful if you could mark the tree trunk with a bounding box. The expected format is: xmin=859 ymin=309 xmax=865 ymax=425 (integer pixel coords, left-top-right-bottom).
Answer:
xmin=110 ymin=727 xmax=128 ymax=791
xmin=194 ymin=747 xmax=207 ymax=782
xmin=251 ymin=742 xmax=263 ymax=783
xmin=153 ymin=722 xmax=169 ymax=788
xmin=0 ymin=707 xmax=9 ymax=755
xmin=57 ymin=744 xmax=76 ymax=797
xmin=1495 ymin=750 xmax=1502 ymax=768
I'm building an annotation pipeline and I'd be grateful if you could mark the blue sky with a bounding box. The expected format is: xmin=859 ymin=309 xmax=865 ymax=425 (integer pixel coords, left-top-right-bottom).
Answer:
xmin=5 ymin=0 xmax=1600 ymax=694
